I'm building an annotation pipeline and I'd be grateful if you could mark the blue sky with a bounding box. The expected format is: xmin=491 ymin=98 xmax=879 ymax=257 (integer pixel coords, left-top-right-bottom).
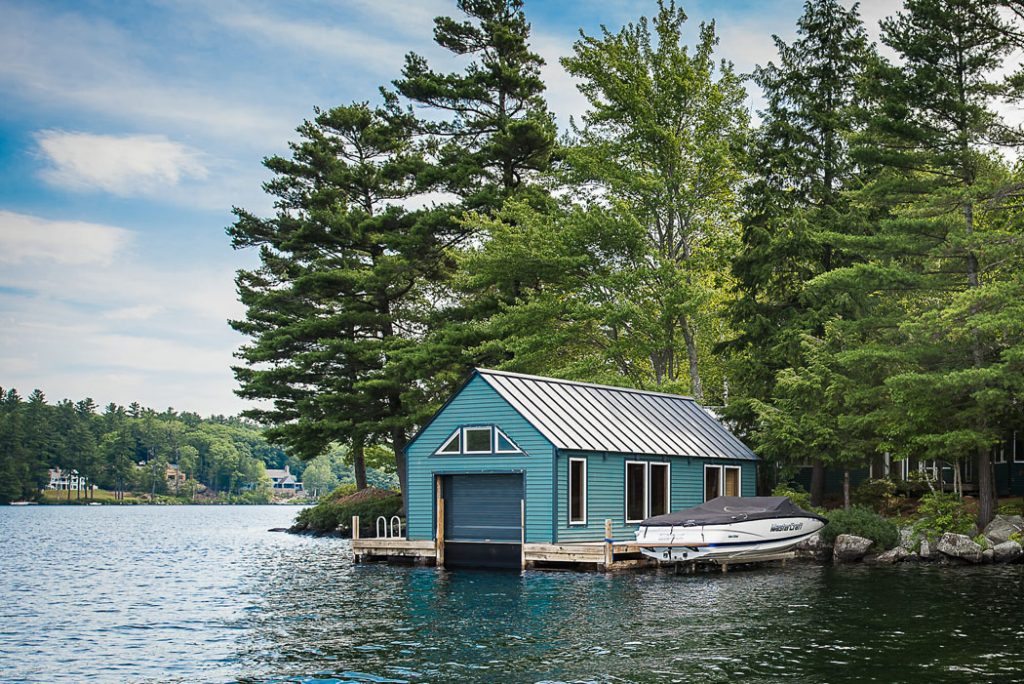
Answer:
xmin=0 ymin=0 xmax=894 ymax=416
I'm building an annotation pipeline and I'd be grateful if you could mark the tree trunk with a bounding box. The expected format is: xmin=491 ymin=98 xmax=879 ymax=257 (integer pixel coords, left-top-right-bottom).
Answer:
xmin=843 ymin=469 xmax=851 ymax=510
xmin=810 ymin=460 xmax=826 ymax=507
xmin=680 ymin=315 xmax=703 ymax=401
xmin=352 ymin=435 xmax=367 ymax=490
xmin=392 ymin=428 xmax=409 ymax=516
xmin=977 ymin=446 xmax=995 ymax=528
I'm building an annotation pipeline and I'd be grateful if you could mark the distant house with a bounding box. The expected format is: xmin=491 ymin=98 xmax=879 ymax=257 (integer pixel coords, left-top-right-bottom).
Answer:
xmin=165 ymin=464 xmax=187 ymax=488
xmin=46 ymin=468 xmax=89 ymax=492
xmin=267 ymin=465 xmax=303 ymax=495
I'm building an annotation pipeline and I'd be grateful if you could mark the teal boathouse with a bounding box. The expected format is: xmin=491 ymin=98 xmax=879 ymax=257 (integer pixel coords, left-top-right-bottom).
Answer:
xmin=396 ymin=368 xmax=758 ymax=568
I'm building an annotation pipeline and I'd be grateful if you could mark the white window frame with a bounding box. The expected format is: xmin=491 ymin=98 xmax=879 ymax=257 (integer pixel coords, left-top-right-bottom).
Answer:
xmin=494 ymin=428 xmax=522 ymax=454
xmin=648 ymin=462 xmax=671 ymax=517
xmin=462 ymin=426 xmax=493 ymax=454
xmin=724 ymin=465 xmax=742 ymax=497
xmin=568 ymin=457 xmax=587 ymax=526
xmin=625 ymin=460 xmax=649 ymax=524
xmin=704 ymin=464 xmax=722 ymax=502
xmin=436 ymin=430 xmax=462 ymax=455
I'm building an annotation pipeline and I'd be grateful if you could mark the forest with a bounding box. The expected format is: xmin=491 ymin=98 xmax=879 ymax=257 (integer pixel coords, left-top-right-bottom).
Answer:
xmin=230 ymin=0 xmax=1024 ymax=528
xmin=0 ymin=388 xmax=398 ymax=503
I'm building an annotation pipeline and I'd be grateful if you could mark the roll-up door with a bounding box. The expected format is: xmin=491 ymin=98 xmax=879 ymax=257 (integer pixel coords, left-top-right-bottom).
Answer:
xmin=441 ymin=474 xmax=523 ymax=568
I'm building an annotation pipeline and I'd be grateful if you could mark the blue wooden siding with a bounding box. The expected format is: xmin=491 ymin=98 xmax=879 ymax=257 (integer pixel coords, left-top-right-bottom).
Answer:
xmin=554 ymin=451 xmax=758 ymax=543
xmin=405 ymin=374 xmax=555 ymax=543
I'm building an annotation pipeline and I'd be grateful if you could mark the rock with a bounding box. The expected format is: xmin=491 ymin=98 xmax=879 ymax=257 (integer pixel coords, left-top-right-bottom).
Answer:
xmin=898 ymin=526 xmax=919 ymax=551
xmin=992 ymin=540 xmax=1023 ymax=564
xmin=982 ymin=515 xmax=1024 ymax=545
xmin=918 ymin=538 xmax=933 ymax=561
xmin=935 ymin=533 xmax=983 ymax=563
xmin=268 ymin=527 xmax=289 ymax=532
xmin=872 ymin=546 xmax=908 ymax=564
xmin=833 ymin=534 xmax=873 ymax=563
xmin=795 ymin=531 xmax=833 ymax=561
xmin=982 ymin=548 xmax=994 ymax=564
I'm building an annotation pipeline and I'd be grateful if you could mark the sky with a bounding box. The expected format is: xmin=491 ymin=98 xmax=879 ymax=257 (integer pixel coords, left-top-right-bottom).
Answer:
xmin=0 ymin=0 xmax=901 ymax=416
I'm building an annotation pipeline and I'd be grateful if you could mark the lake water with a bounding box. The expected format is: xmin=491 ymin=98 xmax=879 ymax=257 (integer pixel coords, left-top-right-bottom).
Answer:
xmin=1 ymin=506 xmax=1022 ymax=684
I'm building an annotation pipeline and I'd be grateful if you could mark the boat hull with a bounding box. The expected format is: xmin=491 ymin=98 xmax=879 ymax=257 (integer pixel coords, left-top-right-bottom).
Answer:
xmin=636 ymin=516 xmax=825 ymax=562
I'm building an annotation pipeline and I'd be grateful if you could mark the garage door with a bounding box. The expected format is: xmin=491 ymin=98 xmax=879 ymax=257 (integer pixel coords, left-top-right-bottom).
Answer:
xmin=441 ymin=474 xmax=523 ymax=569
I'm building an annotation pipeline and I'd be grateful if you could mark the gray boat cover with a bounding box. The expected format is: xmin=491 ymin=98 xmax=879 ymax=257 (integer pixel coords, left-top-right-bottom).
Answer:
xmin=640 ymin=496 xmax=827 ymax=527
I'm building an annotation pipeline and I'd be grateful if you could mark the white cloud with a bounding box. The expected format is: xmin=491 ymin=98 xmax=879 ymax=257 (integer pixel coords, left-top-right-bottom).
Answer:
xmin=0 ymin=210 xmax=132 ymax=265
xmin=222 ymin=12 xmax=408 ymax=69
xmin=36 ymin=131 xmax=209 ymax=196
xmin=0 ymin=211 xmax=251 ymax=415
xmin=0 ymin=3 xmax=294 ymax=149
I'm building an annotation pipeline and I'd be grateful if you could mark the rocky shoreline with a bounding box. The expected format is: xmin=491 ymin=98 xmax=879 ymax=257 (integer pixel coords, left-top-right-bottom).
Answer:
xmin=796 ymin=514 xmax=1024 ymax=565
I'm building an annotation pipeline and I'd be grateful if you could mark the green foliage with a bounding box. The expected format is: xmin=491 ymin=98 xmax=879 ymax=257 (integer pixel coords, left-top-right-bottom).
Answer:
xmin=0 ymin=388 xmax=288 ymax=503
xmin=771 ymin=483 xmax=814 ymax=512
xmin=997 ymin=499 xmax=1024 ymax=516
xmin=911 ymin=491 xmax=975 ymax=542
xmin=852 ymin=479 xmax=900 ymax=515
xmin=294 ymin=487 xmax=402 ymax=534
xmin=972 ymin=534 xmax=989 ymax=550
xmin=820 ymin=506 xmax=899 ymax=551
xmin=1009 ymin=531 xmax=1023 ymax=545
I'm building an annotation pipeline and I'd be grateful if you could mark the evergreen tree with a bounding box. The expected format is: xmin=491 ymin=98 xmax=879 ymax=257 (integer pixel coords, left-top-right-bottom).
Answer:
xmin=230 ymin=99 xmax=445 ymax=503
xmin=829 ymin=0 xmax=1024 ymax=525
xmin=726 ymin=0 xmax=872 ymax=502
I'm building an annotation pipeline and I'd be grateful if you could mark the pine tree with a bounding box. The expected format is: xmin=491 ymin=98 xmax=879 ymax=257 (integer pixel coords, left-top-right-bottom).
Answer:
xmin=726 ymin=0 xmax=873 ymax=502
xmin=230 ymin=99 xmax=446 ymax=503
xmin=831 ymin=0 xmax=1024 ymax=525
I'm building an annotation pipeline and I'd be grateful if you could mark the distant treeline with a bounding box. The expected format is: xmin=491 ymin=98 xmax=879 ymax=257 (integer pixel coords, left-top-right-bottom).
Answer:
xmin=0 ymin=387 xmax=298 ymax=503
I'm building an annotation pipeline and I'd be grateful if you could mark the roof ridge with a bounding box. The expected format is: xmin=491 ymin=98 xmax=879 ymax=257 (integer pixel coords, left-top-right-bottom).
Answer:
xmin=475 ymin=367 xmax=695 ymax=402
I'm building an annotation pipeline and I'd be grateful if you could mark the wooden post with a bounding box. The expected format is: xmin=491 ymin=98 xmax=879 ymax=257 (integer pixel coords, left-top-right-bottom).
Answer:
xmin=435 ymin=476 xmax=445 ymax=567
xmin=352 ymin=515 xmax=360 ymax=563
xmin=604 ymin=519 xmax=613 ymax=568
xmin=521 ymin=499 xmax=526 ymax=570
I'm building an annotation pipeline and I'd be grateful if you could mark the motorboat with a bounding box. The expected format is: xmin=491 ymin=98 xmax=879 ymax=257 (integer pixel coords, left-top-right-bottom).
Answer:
xmin=635 ymin=496 xmax=827 ymax=563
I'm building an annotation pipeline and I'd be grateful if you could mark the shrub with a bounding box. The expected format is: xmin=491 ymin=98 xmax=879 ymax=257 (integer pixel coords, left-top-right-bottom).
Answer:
xmin=997 ymin=498 xmax=1024 ymax=516
xmin=819 ymin=506 xmax=899 ymax=551
xmin=911 ymin=491 xmax=974 ymax=542
xmin=772 ymin=483 xmax=814 ymax=512
xmin=852 ymin=478 xmax=899 ymax=515
xmin=1010 ymin=531 xmax=1023 ymax=545
xmin=294 ymin=486 xmax=402 ymax=535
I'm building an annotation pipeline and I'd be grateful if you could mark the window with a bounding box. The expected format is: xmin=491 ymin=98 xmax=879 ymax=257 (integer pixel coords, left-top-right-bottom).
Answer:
xmin=625 ymin=461 xmax=648 ymax=523
xmin=463 ymin=427 xmax=492 ymax=453
xmin=438 ymin=431 xmax=461 ymax=454
xmin=495 ymin=428 xmax=521 ymax=454
xmin=724 ymin=466 xmax=741 ymax=497
xmin=1015 ymin=431 xmax=1024 ymax=463
xmin=704 ymin=465 xmax=721 ymax=502
xmin=649 ymin=463 xmax=670 ymax=517
xmin=569 ymin=458 xmax=587 ymax=525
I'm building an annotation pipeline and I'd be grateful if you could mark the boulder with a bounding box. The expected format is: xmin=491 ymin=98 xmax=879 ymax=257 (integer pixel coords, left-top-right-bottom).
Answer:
xmin=982 ymin=548 xmax=994 ymax=564
xmin=833 ymin=534 xmax=873 ymax=563
xmin=935 ymin=533 xmax=983 ymax=563
xmin=795 ymin=531 xmax=833 ymax=561
xmin=898 ymin=526 xmax=919 ymax=551
xmin=872 ymin=546 xmax=908 ymax=564
xmin=992 ymin=540 xmax=1023 ymax=564
xmin=918 ymin=538 xmax=933 ymax=561
xmin=982 ymin=515 xmax=1024 ymax=545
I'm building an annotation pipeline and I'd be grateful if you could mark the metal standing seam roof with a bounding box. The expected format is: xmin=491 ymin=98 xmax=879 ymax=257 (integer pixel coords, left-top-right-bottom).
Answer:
xmin=475 ymin=368 xmax=757 ymax=461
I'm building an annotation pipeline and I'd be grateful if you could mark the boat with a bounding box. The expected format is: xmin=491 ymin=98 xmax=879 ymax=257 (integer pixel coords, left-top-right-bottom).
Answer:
xmin=9 ymin=501 xmax=39 ymax=506
xmin=635 ymin=496 xmax=826 ymax=563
